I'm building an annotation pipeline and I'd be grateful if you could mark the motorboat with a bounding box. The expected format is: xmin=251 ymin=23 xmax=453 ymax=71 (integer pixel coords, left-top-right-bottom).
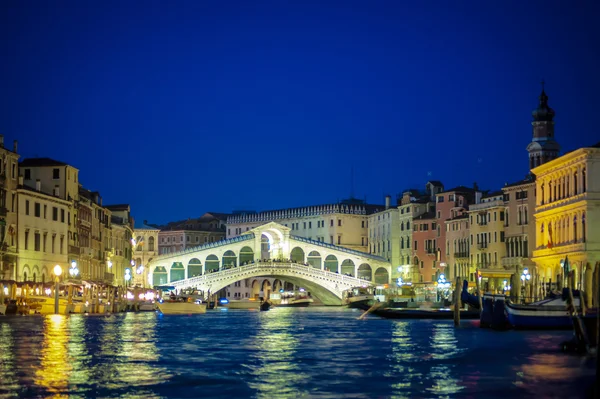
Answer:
xmin=342 ymin=287 xmax=375 ymax=309
xmin=157 ymin=299 xmax=207 ymax=314
xmin=218 ymin=298 xmax=261 ymax=309
xmin=504 ymin=289 xmax=580 ymax=329
xmin=271 ymin=290 xmax=313 ymax=307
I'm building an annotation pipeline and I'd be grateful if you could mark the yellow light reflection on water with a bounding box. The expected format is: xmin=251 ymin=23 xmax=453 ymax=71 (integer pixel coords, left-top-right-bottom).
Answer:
xmin=426 ymin=323 xmax=463 ymax=396
xmin=389 ymin=321 xmax=419 ymax=397
xmin=0 ymin=323 xmax=17 ymax=392
xmin=35 ymin=314 xmax=71 ymax=397
xmin=247 ymin=308 xmax=309 ymax=399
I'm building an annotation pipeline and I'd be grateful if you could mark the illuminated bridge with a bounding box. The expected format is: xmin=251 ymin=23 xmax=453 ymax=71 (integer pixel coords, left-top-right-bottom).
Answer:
xmin=146 ymin=222 xmax=391 ymax=305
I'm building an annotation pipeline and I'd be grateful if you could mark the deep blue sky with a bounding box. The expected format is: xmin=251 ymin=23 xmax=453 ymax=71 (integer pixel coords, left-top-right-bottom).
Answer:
xmin=1 ymin=1 xmax=599 ymax=224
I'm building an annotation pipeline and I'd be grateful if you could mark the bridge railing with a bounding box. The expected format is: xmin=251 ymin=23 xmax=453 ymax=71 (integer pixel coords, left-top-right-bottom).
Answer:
xmin=169 ymin=261 xmax=373 ymax=289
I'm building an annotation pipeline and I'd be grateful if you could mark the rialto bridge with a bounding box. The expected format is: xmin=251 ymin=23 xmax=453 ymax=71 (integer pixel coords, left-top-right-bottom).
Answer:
xmin=146 ymin=222 xmax=391 ymax=305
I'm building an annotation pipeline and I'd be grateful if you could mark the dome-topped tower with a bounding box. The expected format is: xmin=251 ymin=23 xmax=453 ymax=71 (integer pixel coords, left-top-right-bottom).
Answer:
xmin=526 ymin=81 xmax=560 ymax=169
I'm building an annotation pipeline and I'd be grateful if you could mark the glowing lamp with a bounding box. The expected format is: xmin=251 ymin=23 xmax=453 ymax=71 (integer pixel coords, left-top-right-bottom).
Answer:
xmin=53 ymin=265 xmax=62 ymax=277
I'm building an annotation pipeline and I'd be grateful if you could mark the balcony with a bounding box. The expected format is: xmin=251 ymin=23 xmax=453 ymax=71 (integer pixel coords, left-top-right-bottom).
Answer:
xmin=454 ymin=252 xmax=469 ymax=258
xmin=477 ymin=243 xmax=488 ymax=250
xmin=426 ymin=248 xmax=437 ymax=255
xmin=69 ymin=245 xmax=80 ymax=255
xmin=476 ymin=262 xmax=498 ymax=269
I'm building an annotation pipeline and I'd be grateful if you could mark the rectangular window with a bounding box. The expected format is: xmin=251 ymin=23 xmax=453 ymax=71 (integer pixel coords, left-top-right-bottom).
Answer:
xmin=330 ymin=219 xmax=333 ymax=227
xmin=500 ymin=211 xmax=504 ymax=221
xmin=35 ymin=202 xmax=40 ymax=217
xmin=43 ymin=205 xmax=47 ymax=219
xmin=361 ymin=237 xmax=365 ymax=246
xmin=53 ymin=168 xmax=60 ymax=179
xmin=24 ymin=231 xmax=29 ymax=250
xmin=60 ymin=236 xmax=64 ymax=254
xmin=337 ymin=236 xmax=341 ymax=245
xmin=338 ymin=220 xmax=342 ymax=227
xmin=68 ymin=212 xmax=71 ymax=225
xmin=52 ymin=235 xmax=55 ymax=253
xmin=361 ymin=221 xmax=365 ymax=228
xmin=500 ymin=232 xmax=505 ymax=242
xmin=61 ymin=209 xmax=65 ymax=223
xmin=24 ymin=169 xmax=31 ymax=180
xmin=52 ymin=207 xmax=58 ymax=221
xmin=34 ymin=233 xmax=41 ymax=251
xmin=414 ymin=241 xmax=418 ymax=250
xmin=309 ymin=221 xmax=312 ymax=229
xmin=43 ymin=234 xmax=47 ymax=252
xmin=25 ymin=200 xmax=30 ymax=215
xmin=303 ymin=222 xmax=306 ymax=229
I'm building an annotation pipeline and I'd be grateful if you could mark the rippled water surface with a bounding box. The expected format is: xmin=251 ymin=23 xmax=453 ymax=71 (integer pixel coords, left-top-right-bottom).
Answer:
xmin=0 ymin=307 xmax=596 ymax=398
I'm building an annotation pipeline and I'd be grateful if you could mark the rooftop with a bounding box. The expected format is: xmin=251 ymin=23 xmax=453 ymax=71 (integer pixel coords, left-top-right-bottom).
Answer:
xmin=105 ymin=204 xmax=130 ymax=212
xmin=19 ymin=157 xmax=69 ymax=167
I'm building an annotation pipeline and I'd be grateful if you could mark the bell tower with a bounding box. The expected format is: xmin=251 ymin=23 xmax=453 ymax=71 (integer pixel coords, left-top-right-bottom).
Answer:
xmin=526 ymin=81 xmax=560 ymax=169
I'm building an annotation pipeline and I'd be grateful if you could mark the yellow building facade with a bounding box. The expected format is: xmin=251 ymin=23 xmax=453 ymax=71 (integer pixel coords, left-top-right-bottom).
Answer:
xmin=532 ymin=144 xmax=598 ymax=291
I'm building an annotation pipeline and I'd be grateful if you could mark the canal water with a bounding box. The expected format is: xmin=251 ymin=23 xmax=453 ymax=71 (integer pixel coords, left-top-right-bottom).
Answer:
xmin=0 ymin=307 xmax=596 ymax=398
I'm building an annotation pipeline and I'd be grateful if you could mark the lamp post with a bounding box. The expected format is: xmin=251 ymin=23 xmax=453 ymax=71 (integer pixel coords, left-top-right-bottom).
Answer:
xmin=124 ymin=268 xmax=131 ymax=288
xmin=437 ymin=273 xmax=451 ymax=302
xmin=69 ymin=261 xmax=79 ymax=279
xmin=53 ymin=265 xmax=62 ymax=314
xmin=521 ymin=268 xmax=531 ymax=302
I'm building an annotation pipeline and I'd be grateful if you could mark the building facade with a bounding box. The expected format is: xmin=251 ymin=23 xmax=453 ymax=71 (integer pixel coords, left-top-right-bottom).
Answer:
xmin=133 ymin=221 xmax=160 ymax=287
xmin=0 ymin=137 xmax=20 ymax=281
xmin=106 ymin=205 xmax=134 ymax=288
xmin=368 ymin=196 xmax=400 ymax=278
xmin=158 ymin=213 xmax=228 ymax=255
xmin=226 ymin=200 xmax=384 ymax=252
xmin=532 ymin=143 xmax=598 ymax=292
xmin=445 ymin=214 xmax=470 ymax=283
xmin=15 ymin=185 xmax=71 ymax=282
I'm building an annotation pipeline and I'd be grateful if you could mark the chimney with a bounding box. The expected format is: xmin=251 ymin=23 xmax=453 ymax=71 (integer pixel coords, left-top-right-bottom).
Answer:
xmin=385 ymin=195 xmax=391 ymax=210
xmin=13 ymin=140 xmax=18 ymax=154
xmin=473 ymin=182 xmax=479 ymax=191
xmin=0 ymin=135 xmax=4 ymax=148
xmin=36 ymin=179 xmax=41 ymax=191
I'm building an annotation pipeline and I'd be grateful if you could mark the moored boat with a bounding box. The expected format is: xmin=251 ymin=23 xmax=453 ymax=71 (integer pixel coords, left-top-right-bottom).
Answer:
xmin=272 ymin=290 xmax=313 ymax=307
xmin=157 ymin=300 xmax=207 ymax=314
xmin=218 ymin=298 xmax=261 ymax=310
xmin=504 ymin=290 xmax=579 ymax=329
xmin=343 ymin=287 xmax=375 ymax=309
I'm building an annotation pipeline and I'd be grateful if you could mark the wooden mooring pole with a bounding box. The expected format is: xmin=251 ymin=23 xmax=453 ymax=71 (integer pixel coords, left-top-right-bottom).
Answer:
xmin=454 ymin=277 xmax=461 ymax=327
xmin=475 ymin=269 xmax=483 ymax=313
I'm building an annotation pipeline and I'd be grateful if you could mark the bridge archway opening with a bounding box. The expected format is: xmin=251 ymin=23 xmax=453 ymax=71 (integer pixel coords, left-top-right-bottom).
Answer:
xmin=374 ymin=267 xmax=390 ymax=284
xmin=358 ymin=263 xmax=372 ymax=281
xmin=341 ymin=259 xmax=355 ymax=276
xmin=205 ymin=255 xmax=219 ymax=273
xmin=251 ymin=279 xmax=260 ymax=298
xmin=290 ymin=247 xmax=305 ymax=263
xmin=261 ymin=279 xmax=272 ymax=299
xmin=307 ymin=251 xmax=321 ymax=269
xmin=153 ymin=266 xmax=168 ymax=286
xmin=260 ymin=235 xmax=270 ymax=260
xmin=272 ymin=279 xmax=283 ymax=293
xmin=170 ymin=262 xmax=185 ymax=282
xmin=239 ymin=246 xmax=254 ymax=265
xmin=222 ymin=250 xmax=237 ymax=269
xmin=188 ymin=258 xmax=202 ymax=278
xmin=324 ymin=255 xmax=339 ymax=273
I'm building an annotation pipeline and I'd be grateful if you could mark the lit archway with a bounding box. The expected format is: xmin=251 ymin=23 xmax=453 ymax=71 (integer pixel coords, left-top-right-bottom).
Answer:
xmin=290 ymin=247 xmax=305 ymax=263
xmin=188 ymin=258 xmax=202 ymax=277
xmin=341 ymin=259 xmax=355 ymax=276
xmin=307 ymin=251 xmax=321 ymax=269
xmin=153 ymin=266 xmax=168 ymax=286
xmin=374 ymin=267 xmax=390 ymax=284
xmin=205 ymin=255 xmax=219 ymax=273
xmin=170 ymin=262 xmax=185 ymax=282
xmin=222 ymin=250 xmax=237 ymax=269
xmin=251 ymin=279 xmax=260 ymax=298
xmin=358 ymin=263 xmax=372 ymax=280
xmin=239 ymin=246 xmax=254 ymax=265
xmin=324 ymin=255 xmax=338 ymax=273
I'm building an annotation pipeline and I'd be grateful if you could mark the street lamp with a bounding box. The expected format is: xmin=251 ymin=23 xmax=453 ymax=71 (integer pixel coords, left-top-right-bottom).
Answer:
xmin=53 ymin=265 xmax=62 ymax=314
xmin=69 ymin=261 xmax=79 ymax=279
xmin=521 ymin=268 xmax=531 ymax=301
xmin=437 ymin=274 xmax=451 ymax=301
xmin=503 ymin=279 xmax=511 ymax=294
xmin=124 ymin=268 xmax=131 ymax=287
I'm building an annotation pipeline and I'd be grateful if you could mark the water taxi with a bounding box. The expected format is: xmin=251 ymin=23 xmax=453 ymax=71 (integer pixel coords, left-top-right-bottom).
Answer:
xmin=342 ymin=287 xmax=375 ymax=309
xmin=271 ymin=290 xmax=313 ymax=307
xmin=157 ymin=298 xmax=207 ymax=314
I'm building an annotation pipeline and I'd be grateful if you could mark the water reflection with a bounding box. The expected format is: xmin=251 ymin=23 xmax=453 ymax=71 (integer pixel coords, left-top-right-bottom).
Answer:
xmin=426 ymin=323 xmax=463 ymax=396
xmin=0 ymin=322 xmax=18 ymax=397
xmin=246 ymin=308 xmax=309 ymax=398
xmin=35 ymin=315 xmax=72 ymax=397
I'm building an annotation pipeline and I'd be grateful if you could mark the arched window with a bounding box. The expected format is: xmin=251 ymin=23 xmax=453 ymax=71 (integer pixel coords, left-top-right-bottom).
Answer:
xmin=148 ymin=236 xmax=155 ymax=251
xmin=406 ymin=221 xmax=410 ymax=230
xmin=413 ymin=256 xmax=419 ymax=266
xmin=573 ymin=216 xmax=578 ymax=242
xmin=582 ymin=213 xmax=586 ymax=242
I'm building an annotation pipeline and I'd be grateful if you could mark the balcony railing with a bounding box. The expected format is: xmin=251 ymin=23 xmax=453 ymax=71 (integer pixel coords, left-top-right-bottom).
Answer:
xmin=454 ymin=252 xmax=469 ymax=258
xmin=477 ymin=243 xmax=488 ymax=250
xmin=68 ymin=245 xmax=80 ymax=255
xmin=476 ymin=262 xmax=498 ymax=269
xmin=426 ymin=248 xmax=437 ymax=255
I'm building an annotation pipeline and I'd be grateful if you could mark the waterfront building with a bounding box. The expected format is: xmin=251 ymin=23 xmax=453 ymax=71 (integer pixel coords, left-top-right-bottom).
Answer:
xmin=226 ymin=199 xmax=385 ymax=252
xmin=532 ymin=142 xmax=598 ymax=292
xmin=435 ymin=184 xmax=481 ymax=281
xmin=501 ymin=174 xmax=537 ymax=282
xmin=467 ymin=191 xmax=508 ymax=292
xmin=133 ymin=220 xmax=160 ymax=287
xmin=19 ymin=157 xmax=80 ymax=275
xmin=157 ymin=212 xmax=228 ymax=255
xmin=398 ymin=189 xmax=431 ymax=282
xmin=0 ymin=137 xmax=20 ymax=281
xmin=368 ymin=195 xmax=400 ymax=279
xmin=15 ymin=182 xmax=71 ymax=282
xmin=106 ymin=205 xmax=134 ymax=287
xmin=444 ymin=214 xmax=471 ymax=282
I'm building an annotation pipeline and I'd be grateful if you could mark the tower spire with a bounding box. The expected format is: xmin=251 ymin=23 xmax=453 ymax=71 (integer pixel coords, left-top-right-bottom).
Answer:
xmin=526 ymin=81 xmax=560 ymax=169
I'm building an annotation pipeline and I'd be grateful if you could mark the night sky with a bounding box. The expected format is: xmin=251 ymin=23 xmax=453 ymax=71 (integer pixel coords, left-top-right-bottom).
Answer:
xmin=1 ymin=1 xmax=599 ymax=224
